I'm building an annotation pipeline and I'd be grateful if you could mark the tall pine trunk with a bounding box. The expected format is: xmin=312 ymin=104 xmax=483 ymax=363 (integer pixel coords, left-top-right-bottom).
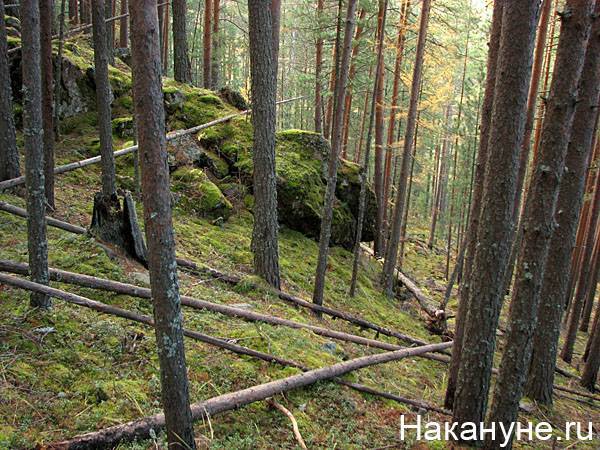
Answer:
xmin=172 ymin=0 xmax=192 ymax=83
xmin=313 ymin=0 xmax=357 ymax=306
xmin=248 ymin=0 xmax=281 ymax=289
xmin=484 ymin=1 xmax=593 ymax=440
xmin=40 ymin=0 xmax=55 ymax=209
xmin=526 ymin=4 xmax=600 ymax=404
xmin=0 ymin=0 xmax=19 ymax=182
xmin=381 ymin=0 xmax=431 ymax=297
xmin=452 ymin=0 xmax=540 ymax=426
xmin=314 ymin=0 xmax=324 ymax=134
xmin=22 ymin=0 xmax=51 ymax=308
xmin=129 ymin=1 xmax=196 ymax=447
xmin=119 ymin=0 xmax=128 ymax=48
xmin=210 ymin=0 xmax=220 ymax=89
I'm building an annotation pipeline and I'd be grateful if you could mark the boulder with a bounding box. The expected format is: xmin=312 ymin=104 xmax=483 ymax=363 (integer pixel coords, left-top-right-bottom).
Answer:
xmin=171 ymin=168 xmax=233 ymax=220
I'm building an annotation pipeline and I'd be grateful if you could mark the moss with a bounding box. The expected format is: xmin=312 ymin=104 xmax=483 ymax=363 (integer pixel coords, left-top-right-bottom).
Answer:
xmin=112 ymin=116 xmax=134 ymax=138
xmin=171 ymin=168 xmax=233 ymax=219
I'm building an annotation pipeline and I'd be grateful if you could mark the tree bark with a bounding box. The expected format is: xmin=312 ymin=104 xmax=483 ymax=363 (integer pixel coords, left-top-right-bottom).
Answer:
xmin=248 ymin=0 xmax=281 ymax=288
xmin=314 ymin=0 xmax=324 ymax=134
xmin=452 ymin=0 xmax=540 ymax=427
xmin=22 ymin=0 xmax=51 ymax=308
xmin=372 ymin=0 xmax=387 ymax=257
xmin=119 ymin=0 xmax=128 ymax=47
xmin=105 ymin=0 xmax=115 ymax=64
xmin=381 ymin=0 xmax=432 ymax=297
xmin=40 ymin=0 xmax=55 ymax=209
xmin=210 ymin=0 xmax=220 ymax=89
xmin=172 ymin=0 xmax=192 ymax=82
xmin=0 ymin=0 xmax=19 ymax=182
xmin=484 ymin=1 xmax=594 ymax=441
xmin=54 ymin=0 xmax=67 ymax=139
xmin=312 ymin=0 xmax=357 ymax=307
xmin=526 ymin=4 xmax=600 ymax=404
xmin=69 ymin=0 xmax=78 ymax=22
xmin=129 ymin=0 xmax=196 ymax=447
xmin=202 ymin=0 xmax=212 ymax=88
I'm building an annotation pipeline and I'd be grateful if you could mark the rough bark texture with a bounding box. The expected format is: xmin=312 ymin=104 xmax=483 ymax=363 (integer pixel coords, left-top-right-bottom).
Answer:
xmin=452 ymin=0 xmax=540 ymax=426
xmin=22 ymin=0 xmax=51 ymax=308
xmin=381 ymin=0 xmax=431 ymax=297
xmin=485 ymin=1 xmax=593 ymax=441
xmin=69 ymin=0 xmax=78 ymax=22
xmin=313 ymin=0 xmax=357 ymax=307
xmin=119 ymin=0 xmax=128 ymax=47
xmin=172 ymin=0 xmax=191 ymax=83
xmin=526 ymin=6 xmax=600 ymax=404
xmin=202 ymin=0 xmax=212 ymax=88
xmin=372 ymin=0 xmax=387 ymax=257
xmin=446 ymin=3 xmax=504 ymax=408
xmin=0 ymin=0 xmax=19 ymax=182
xmin=210 ymin=0 xmax=220 ymax=89
xmin=129 ymin=0 xmax=196 ymax=447
xmin=54 ymin=0 xmax=67 ymax=138
xmin=105 ymin=0 xmax=114 ymax=64
xmin=40 ymin=0 xmax=55 ymax=208
xmin=92 ymin=0 xmax=117 ymax=198
xmin=248 ymin=0 xmax=281 ymax=288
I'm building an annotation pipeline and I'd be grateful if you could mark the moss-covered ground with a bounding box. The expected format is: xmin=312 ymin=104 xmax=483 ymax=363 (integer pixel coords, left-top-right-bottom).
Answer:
xmin=0 ymin=36 xmax=598 ymax=450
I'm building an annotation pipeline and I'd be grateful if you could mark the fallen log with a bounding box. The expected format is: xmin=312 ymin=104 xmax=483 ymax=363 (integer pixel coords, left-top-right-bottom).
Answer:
xmin=0 ymin=97 xmax=303 ymax=191
xmin=360 ymin=244 xmax=445 ymax=325
xmin=0 ymin=260 xmax=450 ymax=364
xmin=0 ymin=201 xmax=447 ymax=353
xmin=0 ymin=201 xmax=87 ymax=235
xmin=0 ymin=272 xmax=450 ymax=417
xmin=43 ymin=341 xmax=451 ymax=449
xmin=176 ymin=258 xmax=435 ymax=349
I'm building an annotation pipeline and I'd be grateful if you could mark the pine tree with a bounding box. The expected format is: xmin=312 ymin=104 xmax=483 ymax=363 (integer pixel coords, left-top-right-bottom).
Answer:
xmin=129 ymin=0 xmax=196 ymax=447
xmin=40 ymin=0 xmax=55 ymax=209
xmin=173 ymin=0 xmax=192 ymax=82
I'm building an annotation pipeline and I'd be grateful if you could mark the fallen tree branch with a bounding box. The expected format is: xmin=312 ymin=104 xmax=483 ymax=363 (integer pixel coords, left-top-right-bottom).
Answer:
xmin=0 ymin=260 xmax=450 ymax=364
xmin=0 ymin=272 xmax=451 ymax=417
xmin=0 ymin=97 xmax=303 ymax=191
xmin=0 ymin=202 xmax=447 ymax=354
xmin=42 ymin=340 xmax=451 ymax=449
xmin=267 ymin=399 xmax=308 ymax=450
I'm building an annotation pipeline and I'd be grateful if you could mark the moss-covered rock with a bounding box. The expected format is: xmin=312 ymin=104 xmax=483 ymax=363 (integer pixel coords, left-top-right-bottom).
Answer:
xmin=111 ymin=116 xmax=134 ymax=138
xmin=171 ymin=168 xmax=233 ymax=220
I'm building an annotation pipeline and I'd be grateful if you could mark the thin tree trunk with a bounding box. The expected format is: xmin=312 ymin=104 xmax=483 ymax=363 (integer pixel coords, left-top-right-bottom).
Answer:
xmin=162 ymin=2 xmax=169 ymax=73
xmin=202 ymin=0 xmax=212 ymax=87
xmin=249 ymin=0 xmax=281 ymax=288
xmin=129 ymin=0 xmax=196 ymax=447
xmin=0 ymin=0 xmax=19 ymax=182
xmin=210 ymin=0 xmax=220 ymax=89
xmin=106 ymin=0 xmax=115 ymax=64
xmin=69 ymin=0 xmax=78 ymax=22
xmin=373 ymin=0 xmax=387 ymax=257
xmin=484 ymin=1 xmax=594 ymax=441
xmin=314 ymin=0 xmax=324 ymax=134
xmin=22 ymin=0 xmax=51 ymax=308
xmin=324 ymin=0 xmax=342 ymax=141
xmin=526 ymin=4 xmax=600 ymax=403
xmin=452 ymin=0 xmax=540 ymax=427
xmin=54 ymin=0 xmax=67 ymax=139
xmin=119 ymin=0 xmax=128 ymax=47
xmin=381 ymin=0 xmax=431 ymax=297
xmin=40 ymin=0 xmax=55 ymax=209
xmin=172 ymin=0 xmax=191 ymax=82
xmin=313 ymin=0 xmax=357 ymax=307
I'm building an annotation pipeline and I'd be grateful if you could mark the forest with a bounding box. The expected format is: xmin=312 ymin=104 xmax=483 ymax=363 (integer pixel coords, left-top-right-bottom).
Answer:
xmin=0 ymin=0 xmax=599 ymax=448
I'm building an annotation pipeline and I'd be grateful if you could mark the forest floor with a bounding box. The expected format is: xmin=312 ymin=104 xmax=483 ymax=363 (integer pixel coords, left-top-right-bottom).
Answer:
xmin=1 ymin=107 xmax=599 ymax=450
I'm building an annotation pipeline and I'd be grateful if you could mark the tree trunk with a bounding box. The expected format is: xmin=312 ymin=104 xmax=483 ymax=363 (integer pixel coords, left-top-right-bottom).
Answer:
xmin=314 ymin=0 xmax=324 ymax=134
xmin=526 ymin=4 xmax=600 ymax=404
xmin=69 ymin=0 xmax=78 ymax=22
xmin=202 ymin=0 xmax=212 ymax=88
xmin=40 ymin=0 xmax=55 ymax=209
xmin=248 ymin=0 xmax=281 ymax=288
xmin=172 ymin=0 xmax=191 ymax=83
xmin=323 ymin=0 xmax=342 ymax=141
xmin=22 ymin=0 xmax=51 ymax=308
xmin=105 ymin=0 xmax=115 ymax=64
xmin=129 ymin=0 xmax=196 ymax=447
xmin=119 ymin=0 xmax=128 ymax=47
xmin=380 ymin=0 xmax=431 ymax=297
xmin=383 ymin=0 xmax=410 ymax=214
xmin=162 ymin=2 xmax=169 ymax=74
xmin=210 ymin=0 xmax=220 ymax=89
xmin=313 ymin=0 xmax=357 ymax=307
xmin=452 ymin=0 xmax=540 ymax=427
xmin=54 ymin=0 xmax=67 ymax=139
xmin=484 ymin=1 xmax=594 ymax=441
xmin=0 ymin=0 xmax=19 ymax=182
xmin=373 ymin=0 xmax=387 ymax=257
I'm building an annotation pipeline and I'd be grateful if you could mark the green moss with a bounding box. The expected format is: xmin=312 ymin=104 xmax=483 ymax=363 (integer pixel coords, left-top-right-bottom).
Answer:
xmin=112 ymin=116 xmax=134 ymax=138
xmin=171 ymin=168 xmax=233 ymax=219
